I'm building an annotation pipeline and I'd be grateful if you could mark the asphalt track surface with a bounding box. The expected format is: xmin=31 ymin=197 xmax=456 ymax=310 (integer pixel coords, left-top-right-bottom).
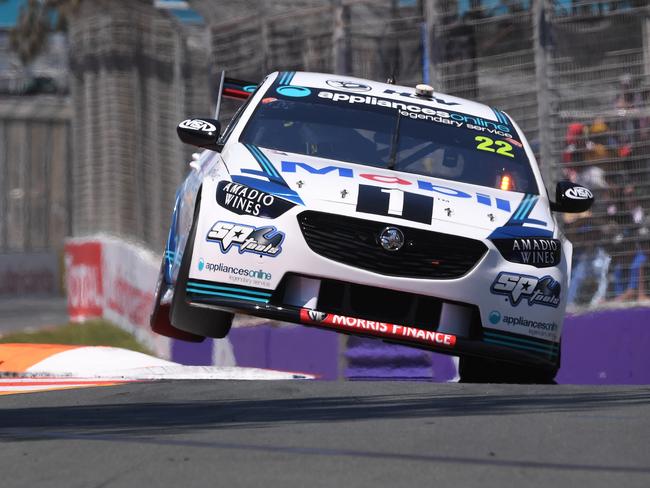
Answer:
xmin=1 ymin=381 xmax=650 ymax=488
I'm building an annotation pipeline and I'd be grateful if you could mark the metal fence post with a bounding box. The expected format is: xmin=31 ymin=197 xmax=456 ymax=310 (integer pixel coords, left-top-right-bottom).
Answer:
xmin=423 ymin=0 xmax=443 ymax=91
xmin=533 ymin=0 xmax=554 ymax=192
xmin=333 ymin=0 xmax=350 ymax=75
xmin=644 ymin=6 xmax=650 ymax=80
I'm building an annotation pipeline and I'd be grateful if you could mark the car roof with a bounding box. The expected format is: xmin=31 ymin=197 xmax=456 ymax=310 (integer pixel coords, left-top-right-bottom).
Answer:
xmin=279 ymin=71 xmax=509 ymax=124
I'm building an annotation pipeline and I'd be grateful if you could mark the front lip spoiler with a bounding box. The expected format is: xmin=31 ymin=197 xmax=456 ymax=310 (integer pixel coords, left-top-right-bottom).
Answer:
xmin=186 ymin=293 xmax=559 ymax=372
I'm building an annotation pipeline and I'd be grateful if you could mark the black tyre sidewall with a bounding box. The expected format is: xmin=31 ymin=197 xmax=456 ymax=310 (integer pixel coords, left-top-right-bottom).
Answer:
xmin=170 ymin=192 xmax=233 ymax=339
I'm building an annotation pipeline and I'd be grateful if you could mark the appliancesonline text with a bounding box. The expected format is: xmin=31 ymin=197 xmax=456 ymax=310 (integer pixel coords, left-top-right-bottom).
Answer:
xmin=501 ymin=314 xmax=557 ymax=331
xmin=317 ymin=91 xmax=514 ymax=138
xmin=202 ymin=261 xmax=272 ymax=285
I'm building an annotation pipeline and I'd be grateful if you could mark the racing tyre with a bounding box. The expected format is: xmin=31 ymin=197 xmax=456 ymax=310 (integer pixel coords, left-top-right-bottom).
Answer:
xmin=150 ymin=256 xmax=205 ymax=342
xmin=459 ymin=356 xmax=558 ymax=384
xmin=170 ymin=194 xmax=234 ymax=338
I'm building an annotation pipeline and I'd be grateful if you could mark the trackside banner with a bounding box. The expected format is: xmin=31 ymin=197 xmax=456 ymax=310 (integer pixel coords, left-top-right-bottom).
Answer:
xmin=0 ymin=252 xmax=62 ymax=296
xmin=64 ymin=241 xmax=103 ymax=320
xmin=64 ymin=236 xmax=170 ymax=358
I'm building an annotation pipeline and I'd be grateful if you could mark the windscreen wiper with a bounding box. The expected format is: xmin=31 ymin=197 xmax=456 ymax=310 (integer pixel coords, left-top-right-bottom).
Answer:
xmin=387 ymin=111 xmax=402 ymax=170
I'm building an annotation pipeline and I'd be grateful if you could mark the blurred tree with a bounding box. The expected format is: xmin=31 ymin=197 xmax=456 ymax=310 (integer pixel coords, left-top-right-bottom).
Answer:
xmin=8 ymin=0 xmax=81 ymax=64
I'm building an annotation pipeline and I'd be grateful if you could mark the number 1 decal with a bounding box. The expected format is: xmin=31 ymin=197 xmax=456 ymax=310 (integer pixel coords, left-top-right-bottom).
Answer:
xmin=380 ymin=188 xmax=405 ymax=216
xmin=356 ymin=185 xmax=433 ymax=224
xmin=475 ymin=136 xmax=514 ymax=158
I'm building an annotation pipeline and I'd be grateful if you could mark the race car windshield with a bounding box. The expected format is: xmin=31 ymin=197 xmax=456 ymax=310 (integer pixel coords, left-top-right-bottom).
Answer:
xmin=240 ymin=86 xmax=538 ymax=194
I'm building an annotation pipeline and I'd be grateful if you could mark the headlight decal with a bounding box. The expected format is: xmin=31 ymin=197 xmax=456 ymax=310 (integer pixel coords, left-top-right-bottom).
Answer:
xmin=216 ymin=180 xmax=295 ymax=218
xmin=491 ymin=237 xmax=561 ymax=268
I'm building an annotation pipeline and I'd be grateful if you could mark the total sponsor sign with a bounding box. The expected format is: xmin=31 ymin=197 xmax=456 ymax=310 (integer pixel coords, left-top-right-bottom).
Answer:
xmin=65 ymin=241 xmax=103 ymax=321
xmin=300 ymin=309 xmax=456 ymax=348
xmin=65 ymin=237 xmax=169 ymax=358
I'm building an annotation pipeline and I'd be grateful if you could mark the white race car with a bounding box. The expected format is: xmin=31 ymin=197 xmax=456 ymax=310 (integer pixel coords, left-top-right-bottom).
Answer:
xmin=150 ymin=72 xmax=593 ymax=383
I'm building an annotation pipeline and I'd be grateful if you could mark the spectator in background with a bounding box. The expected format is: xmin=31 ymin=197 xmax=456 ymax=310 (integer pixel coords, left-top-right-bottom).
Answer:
xmin=588 ymin=118 xmax=612 ymax=156
xmin=614 ymin=73 xmax=643 ymax=143
xmin=564 ymin=150 xmax=612 ymax=306
xmin=615 ymin=74 xmax=642 ymax=111
xmin=610 ymin=184 xmax=649 ymax=302
xmin=562 ymin=122 xmax=588 ymax=168
xmin=563 ymin=119 xmax=616 ymax=306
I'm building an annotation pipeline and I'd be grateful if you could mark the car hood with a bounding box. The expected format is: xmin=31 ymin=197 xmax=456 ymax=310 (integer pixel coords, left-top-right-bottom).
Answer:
xmin=220 ymin=143 xmax=554 ymax=238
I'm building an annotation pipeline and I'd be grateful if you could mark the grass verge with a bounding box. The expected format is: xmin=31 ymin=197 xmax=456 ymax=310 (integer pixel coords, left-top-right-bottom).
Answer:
xmin=0 ymin=320 xmax=153 ymax=355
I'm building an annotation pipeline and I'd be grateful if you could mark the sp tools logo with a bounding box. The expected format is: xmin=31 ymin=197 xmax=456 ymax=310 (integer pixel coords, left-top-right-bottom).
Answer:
xmin=490 ymin=272 xmax=561 ymax=307
xmin=206 ymin=221 xmax=284 ymax=257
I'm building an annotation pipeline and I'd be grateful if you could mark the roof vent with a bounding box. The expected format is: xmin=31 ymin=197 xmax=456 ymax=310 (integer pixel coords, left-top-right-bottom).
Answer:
xmin=415 ymin=84 xmax=434 ymax=98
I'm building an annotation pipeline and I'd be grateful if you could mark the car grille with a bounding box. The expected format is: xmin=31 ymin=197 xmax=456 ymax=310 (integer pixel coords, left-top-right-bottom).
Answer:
xmin=297 ymin=211 xmax=488 ymax=279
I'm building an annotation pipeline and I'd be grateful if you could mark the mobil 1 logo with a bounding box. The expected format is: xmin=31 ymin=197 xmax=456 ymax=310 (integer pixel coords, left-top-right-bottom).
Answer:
xmin=356 ymin=185 xmax=433 ymax=224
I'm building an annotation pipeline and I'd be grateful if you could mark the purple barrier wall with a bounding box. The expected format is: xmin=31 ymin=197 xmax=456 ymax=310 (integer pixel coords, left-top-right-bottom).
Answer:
xmin=344 ymin=336 xmax=458 ymax=382
xmin=228 ymin=324 xmax=340 ymax=380
xmin=557 ymin=307 xmax=650 ymax=385
xmin=171 ymin=338 xmax=213 ymax=365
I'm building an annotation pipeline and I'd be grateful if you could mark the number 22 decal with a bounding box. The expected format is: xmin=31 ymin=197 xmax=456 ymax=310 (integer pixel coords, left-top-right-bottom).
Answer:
xmin=356 ymin=185 xmax=433 ymax=224
xmin=475 ymin=136 xmax=514 ymax=158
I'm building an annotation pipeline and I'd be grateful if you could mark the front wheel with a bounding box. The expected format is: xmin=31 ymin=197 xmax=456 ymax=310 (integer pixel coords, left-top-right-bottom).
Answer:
xmin=150 ymin=255 xmax=204 ymax=342
xmin=170 ymin=193 xmax=234 ymax=339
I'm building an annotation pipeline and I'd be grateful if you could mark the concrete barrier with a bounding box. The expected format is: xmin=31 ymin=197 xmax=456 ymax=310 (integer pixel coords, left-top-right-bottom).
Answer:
xmin=65 ymin=236 xmax=170 ymax=358
xmin=0 ymin=252 xmax=61 ymax=296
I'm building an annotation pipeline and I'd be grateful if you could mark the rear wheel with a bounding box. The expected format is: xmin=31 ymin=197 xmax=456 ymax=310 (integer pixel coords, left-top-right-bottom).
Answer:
xmin=459 ymin=355 xmax=558 ymax=384
xmin=170 ymin=194 xmax=234 ymax=339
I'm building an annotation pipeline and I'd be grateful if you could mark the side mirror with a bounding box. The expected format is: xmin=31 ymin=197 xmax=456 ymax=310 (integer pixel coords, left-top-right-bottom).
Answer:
xmin=177 ymin=118 xmax=222 ymax=151
xmin=550 ymin=180 xmax=594 ymax=213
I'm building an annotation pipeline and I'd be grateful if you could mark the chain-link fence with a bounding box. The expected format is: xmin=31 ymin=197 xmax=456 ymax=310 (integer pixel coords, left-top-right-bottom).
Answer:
xmin=549 ymin=6 xmax=650 ymax=307
xmin=0 ymin=95 xmax=72 ymax=252
xmin=426 ymin=1 xmax=650 ymax=308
